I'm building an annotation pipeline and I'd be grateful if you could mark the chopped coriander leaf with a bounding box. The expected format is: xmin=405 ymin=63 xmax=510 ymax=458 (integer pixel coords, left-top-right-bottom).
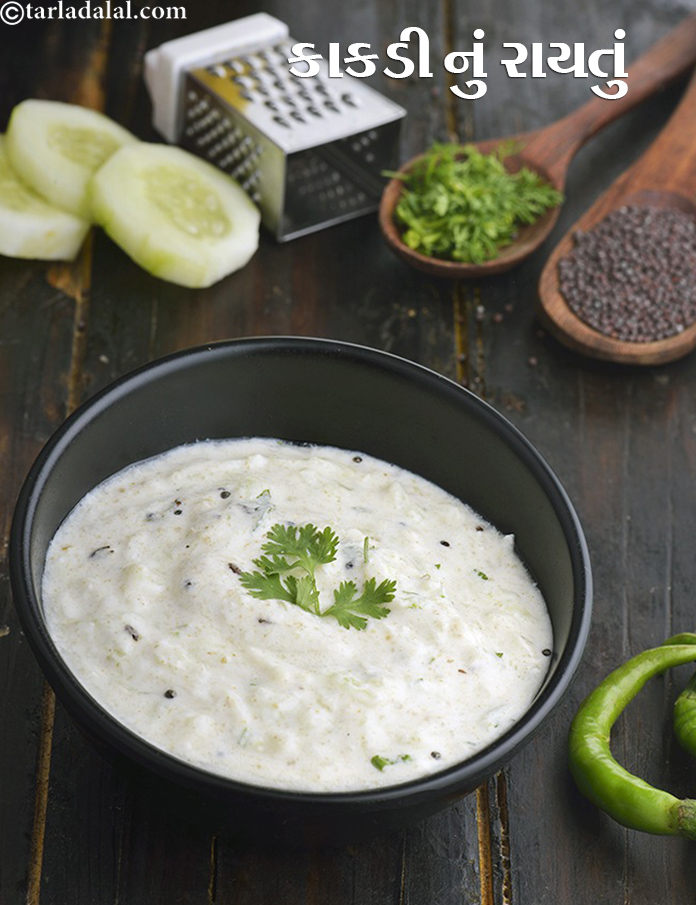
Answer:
xmin=475 ymin=569 xmax=489 ymax=580
xmin=388 ymin=143 xmax=563 ymax=264
xmin=371 ymin=753 xmax=412 ymax=771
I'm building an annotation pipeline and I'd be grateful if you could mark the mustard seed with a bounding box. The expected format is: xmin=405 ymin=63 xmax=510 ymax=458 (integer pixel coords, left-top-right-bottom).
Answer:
xmin=558 ymin=205 xmax=696 ymax=343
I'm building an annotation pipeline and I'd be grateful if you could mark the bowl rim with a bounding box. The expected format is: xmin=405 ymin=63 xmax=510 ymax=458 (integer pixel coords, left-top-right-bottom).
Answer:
xmin=9 ymin=335 xmax=592 ymax=806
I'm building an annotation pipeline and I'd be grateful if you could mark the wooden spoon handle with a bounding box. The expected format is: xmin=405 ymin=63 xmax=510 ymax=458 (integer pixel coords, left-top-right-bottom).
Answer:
xmin=619 ymin=67 xmax=696 ymax=198
xmin=525 ymin=13 xmax=696 ymax=186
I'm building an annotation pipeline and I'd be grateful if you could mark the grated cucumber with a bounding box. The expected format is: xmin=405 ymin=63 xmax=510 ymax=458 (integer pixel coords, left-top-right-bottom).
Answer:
xmin=90 ymin=143 xmax=260 ymax=288
xmin=0 ymin=135 xmax=89 ymax=261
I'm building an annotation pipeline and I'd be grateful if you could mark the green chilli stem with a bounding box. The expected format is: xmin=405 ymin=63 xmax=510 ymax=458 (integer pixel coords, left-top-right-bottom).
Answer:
xmin=568 ymin=640 xmax=696 ymax=839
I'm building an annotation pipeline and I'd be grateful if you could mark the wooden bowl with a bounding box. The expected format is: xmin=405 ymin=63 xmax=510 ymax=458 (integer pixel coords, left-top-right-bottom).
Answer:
xmin=538 ymin=65 xmax=696 ymax=366
xmin=378 ymin=149 xmax=562 ymax=280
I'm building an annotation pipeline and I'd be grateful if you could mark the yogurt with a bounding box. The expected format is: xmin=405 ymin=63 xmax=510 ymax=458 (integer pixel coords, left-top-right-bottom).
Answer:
xmin=42 ymin=438 xmax=553 ymax=792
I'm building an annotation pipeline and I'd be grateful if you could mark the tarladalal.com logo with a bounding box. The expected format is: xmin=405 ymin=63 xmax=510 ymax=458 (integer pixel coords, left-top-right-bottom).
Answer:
xmin=0 ymin=0 xmax=186 ymax=25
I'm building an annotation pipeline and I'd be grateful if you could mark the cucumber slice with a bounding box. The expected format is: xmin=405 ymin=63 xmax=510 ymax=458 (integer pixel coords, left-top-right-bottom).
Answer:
xmin=5 ymin=100 xmax=138 ymax=219
xmin=0 ymin=134 xmax=89 ymax=261
xmin=90 ymin=143 xmax=260 ymax=288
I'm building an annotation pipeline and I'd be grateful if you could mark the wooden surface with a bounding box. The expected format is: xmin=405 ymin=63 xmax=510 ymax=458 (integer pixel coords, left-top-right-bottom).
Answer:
xmin=3 ymin=2 xmax=696 ymax=903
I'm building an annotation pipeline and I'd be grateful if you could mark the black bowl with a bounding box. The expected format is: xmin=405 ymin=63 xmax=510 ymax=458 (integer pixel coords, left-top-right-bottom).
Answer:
xmin=10 ymin=336 xmax=591 ymax=846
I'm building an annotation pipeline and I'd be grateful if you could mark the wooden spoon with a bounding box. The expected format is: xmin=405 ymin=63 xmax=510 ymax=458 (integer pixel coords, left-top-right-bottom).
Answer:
xmin=379 ymin=13 xmax=696 ymax=279
xmin=538 ymin=67 xmax=696 ymax=365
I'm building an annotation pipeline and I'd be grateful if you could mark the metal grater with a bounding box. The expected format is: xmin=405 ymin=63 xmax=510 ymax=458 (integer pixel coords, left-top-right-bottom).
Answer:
xmin=144 ymin=14 xmax=406 ymax=242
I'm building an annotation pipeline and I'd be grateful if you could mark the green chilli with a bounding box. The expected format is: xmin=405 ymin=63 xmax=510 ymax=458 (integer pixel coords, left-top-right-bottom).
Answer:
xmin=568 ymin=634 xmax=696 ymax=839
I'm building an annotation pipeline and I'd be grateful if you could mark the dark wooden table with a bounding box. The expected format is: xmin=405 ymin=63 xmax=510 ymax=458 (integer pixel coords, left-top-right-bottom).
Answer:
xmin=3 ymin=2 xmax=696 ymax=903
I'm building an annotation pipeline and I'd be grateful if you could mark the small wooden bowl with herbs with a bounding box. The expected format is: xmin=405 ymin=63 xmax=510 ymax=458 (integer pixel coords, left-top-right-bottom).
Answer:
xmin=378 ymin=142 xmax=563 ymax=279
xmin=379 ymin=15 xmax=696 ymax=279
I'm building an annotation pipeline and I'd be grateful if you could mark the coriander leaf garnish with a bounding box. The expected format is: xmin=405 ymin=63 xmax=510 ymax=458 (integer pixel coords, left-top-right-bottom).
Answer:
xmin=260 ymin=523 xmax=338 ymax=578
xmin=322 ymin=577 xmax=396 ymax=630
xmin=289 ymin=573 xmax=322 ymax=614
xmin=239 ymin=523 xmax=395 ymax=630
xmin=238 ymin=569 xmax=296 ymax=605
